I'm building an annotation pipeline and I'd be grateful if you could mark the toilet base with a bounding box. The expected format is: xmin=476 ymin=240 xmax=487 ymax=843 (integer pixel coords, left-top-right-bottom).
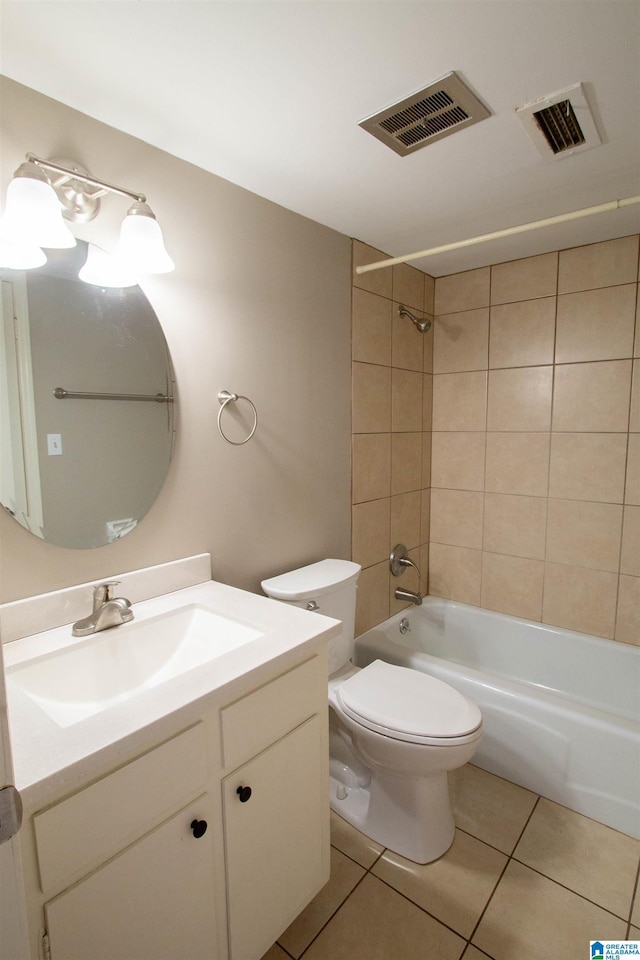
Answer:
xmin=329 ymin=767 xmax=455 ymax=864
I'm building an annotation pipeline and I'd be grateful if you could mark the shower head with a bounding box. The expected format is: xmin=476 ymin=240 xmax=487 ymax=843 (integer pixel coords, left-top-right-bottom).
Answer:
xmin=398 ymin=305 xmax=431 ymax=333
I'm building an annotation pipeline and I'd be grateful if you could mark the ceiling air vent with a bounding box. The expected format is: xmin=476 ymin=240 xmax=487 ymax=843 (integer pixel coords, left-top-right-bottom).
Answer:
xmin=516 ymin=83 xmax=601 ymax=160
xmin=359 ymin=72 xmax=491 ymax=157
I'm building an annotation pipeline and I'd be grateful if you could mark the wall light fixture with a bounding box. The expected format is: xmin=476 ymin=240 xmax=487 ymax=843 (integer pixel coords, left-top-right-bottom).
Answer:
xmin=0 ymin=154 xmax=174 ymax=284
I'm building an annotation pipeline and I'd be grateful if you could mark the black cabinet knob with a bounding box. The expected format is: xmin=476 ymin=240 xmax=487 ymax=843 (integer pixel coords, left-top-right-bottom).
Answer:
xmin=236 ymin=785 xmax=252 ymax=803
xmin=190 ymin=819 xmax=208 ymax=838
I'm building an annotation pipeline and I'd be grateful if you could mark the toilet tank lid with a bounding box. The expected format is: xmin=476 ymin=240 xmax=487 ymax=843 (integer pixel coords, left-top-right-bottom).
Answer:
xmin=262 ymin=559 xmax=361 ymax=600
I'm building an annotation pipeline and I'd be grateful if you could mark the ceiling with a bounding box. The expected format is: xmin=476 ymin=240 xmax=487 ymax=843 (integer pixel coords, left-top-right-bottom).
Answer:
xmin=1 ymin=0 xmax=639 ymax=276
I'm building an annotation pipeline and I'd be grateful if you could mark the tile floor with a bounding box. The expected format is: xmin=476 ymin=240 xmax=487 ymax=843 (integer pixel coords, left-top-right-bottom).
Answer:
xmin=262 ymin=763 xmax=640 ymax=960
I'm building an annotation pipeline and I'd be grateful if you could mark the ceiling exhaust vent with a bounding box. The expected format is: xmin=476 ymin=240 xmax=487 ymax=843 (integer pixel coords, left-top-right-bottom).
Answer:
xmin=516 ymin=83 xmax=601 ymax=160
xmin=359 ymin=72 xmax=491 ymax=157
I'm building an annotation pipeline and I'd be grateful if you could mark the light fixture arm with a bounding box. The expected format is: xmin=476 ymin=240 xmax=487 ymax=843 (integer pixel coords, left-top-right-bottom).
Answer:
xmin=25 ymin=154 xmax=146 ymax=223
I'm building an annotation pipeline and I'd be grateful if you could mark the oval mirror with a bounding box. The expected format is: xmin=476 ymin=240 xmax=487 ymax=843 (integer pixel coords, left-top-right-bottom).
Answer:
xmin=0 ymin=241 xmax=175 ymax=549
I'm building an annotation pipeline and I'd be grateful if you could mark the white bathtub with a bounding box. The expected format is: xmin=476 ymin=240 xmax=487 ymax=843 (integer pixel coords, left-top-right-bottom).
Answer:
xmin=354 ymin=597 xmax=640 ymax=838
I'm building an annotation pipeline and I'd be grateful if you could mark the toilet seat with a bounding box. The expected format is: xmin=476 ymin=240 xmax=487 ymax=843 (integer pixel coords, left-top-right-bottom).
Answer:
xmin=336 ymin=660 xmax=482 ymax=746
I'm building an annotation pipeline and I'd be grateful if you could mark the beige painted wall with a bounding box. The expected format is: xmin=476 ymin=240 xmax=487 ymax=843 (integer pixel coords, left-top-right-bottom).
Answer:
xmin=0 ymin=78 xmax=352 ymax=601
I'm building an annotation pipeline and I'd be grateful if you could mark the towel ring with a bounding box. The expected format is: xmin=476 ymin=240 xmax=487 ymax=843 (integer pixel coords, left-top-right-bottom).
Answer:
xmin=217 ymin=390 xmax=258 ymax=445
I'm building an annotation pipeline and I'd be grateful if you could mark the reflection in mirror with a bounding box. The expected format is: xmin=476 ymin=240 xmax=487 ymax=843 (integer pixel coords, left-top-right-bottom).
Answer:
xmin=0 ymin=241 xmax=175 ymax=549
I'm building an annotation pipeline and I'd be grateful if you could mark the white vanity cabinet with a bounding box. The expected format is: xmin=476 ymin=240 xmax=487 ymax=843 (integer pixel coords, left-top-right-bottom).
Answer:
xmin=22 ymin=649 xmax=329 ymax=960
xmin=221 ymin=656 xmax=329 ymax=960
xmin=34 ymin=723 xmax=220 ymax=960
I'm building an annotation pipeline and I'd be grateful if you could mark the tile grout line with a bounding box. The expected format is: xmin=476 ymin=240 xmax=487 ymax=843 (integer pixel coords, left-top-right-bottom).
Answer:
xmin=465 ymin=794 xmax=542 ymax=949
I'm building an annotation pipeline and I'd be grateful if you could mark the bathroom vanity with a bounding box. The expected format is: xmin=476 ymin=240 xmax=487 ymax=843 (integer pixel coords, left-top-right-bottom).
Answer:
xmin=2 ymin=558 xmax=338 ymax=960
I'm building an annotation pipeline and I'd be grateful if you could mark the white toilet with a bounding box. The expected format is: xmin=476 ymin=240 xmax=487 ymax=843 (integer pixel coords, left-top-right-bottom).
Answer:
xmin=262 ymin=558 xmax=483 ymax=863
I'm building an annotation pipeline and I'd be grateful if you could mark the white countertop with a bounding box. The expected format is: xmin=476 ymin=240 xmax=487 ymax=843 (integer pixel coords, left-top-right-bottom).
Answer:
xmin=4 ymin=579 xmax=339 ymax=811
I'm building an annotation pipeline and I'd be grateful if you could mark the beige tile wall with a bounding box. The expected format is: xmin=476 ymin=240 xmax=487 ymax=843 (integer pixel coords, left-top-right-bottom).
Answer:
xmin=352 ymin=235 xmax=640 ymax=644
xmin=351 ymin=241 xmax=434 ymax=635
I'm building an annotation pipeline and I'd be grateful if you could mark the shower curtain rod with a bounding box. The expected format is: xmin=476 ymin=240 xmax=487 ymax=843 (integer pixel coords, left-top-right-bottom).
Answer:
xmin=355 ymin=195 xmax=640 ymax=275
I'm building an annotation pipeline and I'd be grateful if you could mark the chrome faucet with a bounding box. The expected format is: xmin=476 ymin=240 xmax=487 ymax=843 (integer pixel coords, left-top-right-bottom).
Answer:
xmin=394 ymin=587 xmax=423 ymax=606
xmin=72 ymin=581 xmax=134 ymax=636
xmin=390 ymin=544 xmax=423 ymax=605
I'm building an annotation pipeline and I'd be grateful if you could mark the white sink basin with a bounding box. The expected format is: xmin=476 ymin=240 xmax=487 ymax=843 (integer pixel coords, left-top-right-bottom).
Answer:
xmin=6 ymin=604 xmax=264 ymax=727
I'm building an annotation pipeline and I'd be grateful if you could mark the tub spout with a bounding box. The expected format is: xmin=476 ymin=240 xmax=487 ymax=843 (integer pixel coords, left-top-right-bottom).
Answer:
xmin=395 ymin=587 xmax=423 ymax=606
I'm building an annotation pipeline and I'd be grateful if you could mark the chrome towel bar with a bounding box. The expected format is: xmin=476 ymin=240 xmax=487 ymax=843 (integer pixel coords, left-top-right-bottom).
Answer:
xmin=53 ymin=387 xmax=173 ymax=402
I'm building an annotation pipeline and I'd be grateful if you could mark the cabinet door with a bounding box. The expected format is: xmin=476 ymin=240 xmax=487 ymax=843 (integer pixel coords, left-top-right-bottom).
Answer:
xmin=223 ymin=715 xmax=329 ymax=960
xmin=46 ymin=797 xmax=219 ymax=960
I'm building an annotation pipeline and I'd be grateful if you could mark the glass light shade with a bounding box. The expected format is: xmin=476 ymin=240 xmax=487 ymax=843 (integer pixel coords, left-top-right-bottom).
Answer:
xmin=0 ymin=240 xmax=47 ymax=270
xmin=0 ymin=176 xmax=76 ymax=249
xmin=78 ymin=243 xmax=138 ymax=288
xmin=116 ymin=207 xmax=174 ymax=274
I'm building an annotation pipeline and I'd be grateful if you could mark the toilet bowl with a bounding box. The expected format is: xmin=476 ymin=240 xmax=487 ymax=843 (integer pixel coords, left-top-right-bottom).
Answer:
xmin=262 ymin=559 xmax=483 ymax=863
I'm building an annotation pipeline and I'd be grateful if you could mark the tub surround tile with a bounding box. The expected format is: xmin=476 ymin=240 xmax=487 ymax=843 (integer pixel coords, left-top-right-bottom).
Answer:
xmin=390 ymin=491 xmax=422 ymax=552
xmin=485 ymin=433 xmax=550 ymax=497
xmin=277 ymin=847 xmax=365 ymax=959
xmin=352 ymin=288 xmax=392 ymax=365
xmin=630 ymin=360 xmax=640 ymax=430
xmin=301 ymin=874 xmax=465 ymax=960
xmin=482 ymin=494 xmax=547 ymax=560
xmin=421 ymin=431 xmax=433 ymax=488
xmin=329 ymin=811 xmax=384 ymax=869
xmin=625 ymin=434 xmax=640 ymax=505
xmin=489 ymin=297 xmax=557 ymax=370
xmin=430 ymin=488 xmax=484 ymax=550
xmin=472 ymin=860 xmax=627 ymax=960
xmin=545 ymin=499 xmax=623 ymax=572
xmin=352 ymin=240 xmax=393 ymax=298
xmin=354 ymin=561 xmax=389 ymax=637
xmin=555 ymin=284 xmax=637 ymax=363
xmin=433 ymin=308 xmax=489 ymax=374
xmin=351 ymin=236 xmax=639 ymax=654
xmin=420 ymin=489 xmax=431 ymax=544
xmin=392 ymin=303 xmax=427 ymax=372
xmin=352 ymin=362 xmax=391 ymax=433
xmin=352 ymin=498 xmax=390 ymax=568
xmin=352 ymin=434 xmax=391 ymax=503
xmin=542 ymin=563 xmax=618 ymax=639
xmin=552 ymin=360 xmax=632 ymax=433
xmin=391 ymin=432 xmax=423 ymax=495
xmin=549 ymin=433 xmax=628 ymax=503
xmin=480 ymin=552 xmax=544 ymax=622
xmin=449 ymin=764 xmax=538 ymax=855
xmin=431 ymin=432 xmax=486 ymax=491
xmin=372 ymin=830 xmax=508 ymax=939
xmin=433 ymin=371 xmax=488 ymax=431
xmin=423 ymin=322 xmax=434 ymax=373
xmin=424 ymin=272 xmax=435 ymax=315
xmin=422 ymin=372 xmax=433 ymax=430
xmin=491 ymin=252 xmax=558 ymax=305
xmin=558 ymin=235 xmax=640 ymax=293
xmin=486 ymin=367 xmax=553 ymax=432
xmin=393 ymin=262 xmax=425 ymax=312
xmin=620 ymin=506 xmax=640 ymax=577
xmin=392 ymin=369 xmax=424 ymax=431
xmin=435 ymin=267 xmax=491 ymax=315
xmin=261 ymin=944 xmax=290 ymax=960
xmin=616 ymin=575 xmax=640 ymax=645
xmin=428 ymin=542 xmax=482 ymax=606
xmin=514 ymin=799 xmax=640 ymax=920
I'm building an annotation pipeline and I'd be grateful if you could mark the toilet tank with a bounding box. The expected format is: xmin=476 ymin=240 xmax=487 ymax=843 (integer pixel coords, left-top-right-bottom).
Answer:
xmin=261 ymin=559 xmax=361 ymax=675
